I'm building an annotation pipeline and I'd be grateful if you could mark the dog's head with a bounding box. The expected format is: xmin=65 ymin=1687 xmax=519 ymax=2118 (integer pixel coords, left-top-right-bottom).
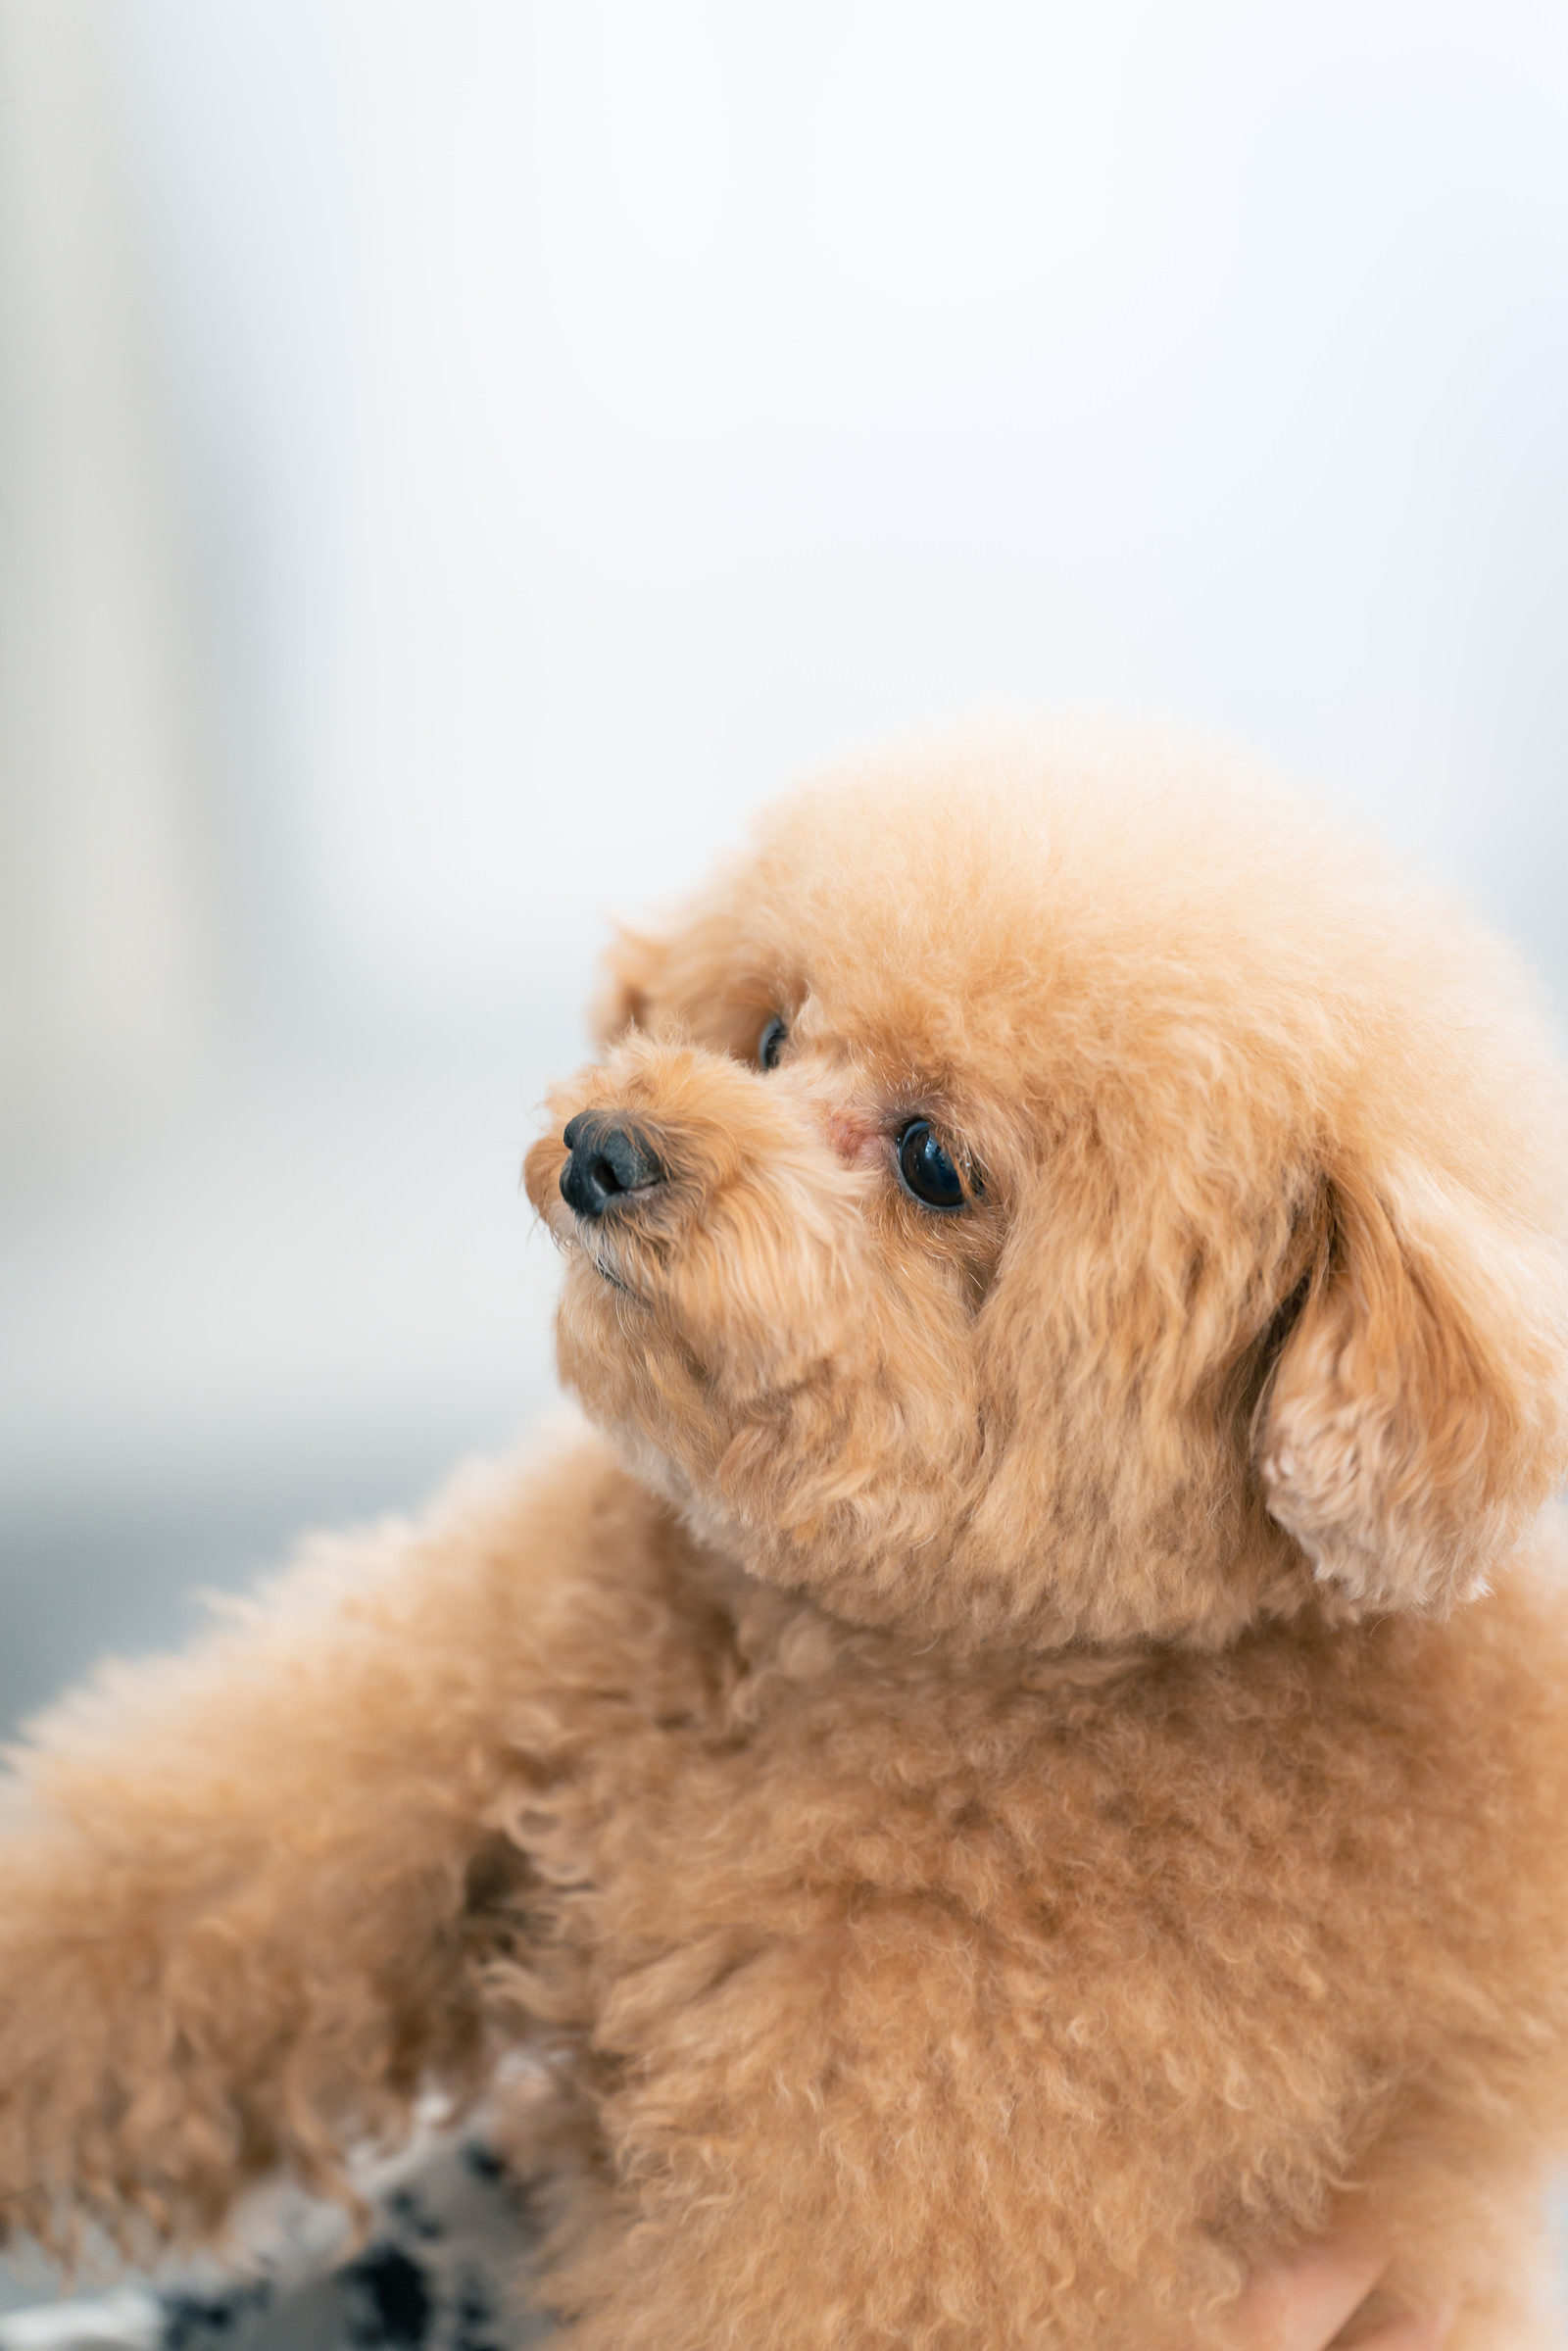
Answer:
xmin=524 ymin=730 xmax=1568 ymax=1648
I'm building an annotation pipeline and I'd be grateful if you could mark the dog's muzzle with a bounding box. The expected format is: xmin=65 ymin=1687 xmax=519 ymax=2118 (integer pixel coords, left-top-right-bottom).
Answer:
xmin=560 ymin=1112 xmax=665 ymax=1220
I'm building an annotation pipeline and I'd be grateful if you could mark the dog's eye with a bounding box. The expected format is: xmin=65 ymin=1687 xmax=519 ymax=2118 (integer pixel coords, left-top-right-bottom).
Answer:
xmin=758 ymin=1017 xmax=788 ymax=1071
xmin=896 ymin=1120 xmax=966 ymax=1212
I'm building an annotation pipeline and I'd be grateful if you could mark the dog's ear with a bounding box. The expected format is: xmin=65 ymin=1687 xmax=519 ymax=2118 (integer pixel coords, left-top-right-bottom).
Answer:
xmin=591 ymin=926 xmax=668 ymax=1048
xmin=1255 ymin=1159 xmax=1568 ymax=1611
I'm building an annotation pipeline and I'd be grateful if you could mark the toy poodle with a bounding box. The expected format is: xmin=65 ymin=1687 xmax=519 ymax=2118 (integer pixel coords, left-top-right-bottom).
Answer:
xmin=2 ymin=725 xmax=1567 ymax=2349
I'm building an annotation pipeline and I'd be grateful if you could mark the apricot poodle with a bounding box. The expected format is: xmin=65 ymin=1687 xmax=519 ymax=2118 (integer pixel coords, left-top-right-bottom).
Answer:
xmin=2 ymin=727 xmax=1568 ymax=2348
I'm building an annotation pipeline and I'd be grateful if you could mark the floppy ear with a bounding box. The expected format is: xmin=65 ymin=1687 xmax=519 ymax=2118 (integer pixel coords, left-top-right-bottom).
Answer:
xmin=1256 ymin=1161 xmax=1568 ymax=1612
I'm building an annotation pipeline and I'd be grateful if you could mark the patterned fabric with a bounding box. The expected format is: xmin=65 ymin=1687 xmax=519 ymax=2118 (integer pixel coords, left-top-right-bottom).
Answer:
xmin=0 ymin=2129 xmax=549 ymax=2351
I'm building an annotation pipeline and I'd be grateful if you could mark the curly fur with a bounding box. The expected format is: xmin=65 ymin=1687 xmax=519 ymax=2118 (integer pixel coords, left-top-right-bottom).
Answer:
xmin=3 ymin=723 xmax=1568 ymax=2347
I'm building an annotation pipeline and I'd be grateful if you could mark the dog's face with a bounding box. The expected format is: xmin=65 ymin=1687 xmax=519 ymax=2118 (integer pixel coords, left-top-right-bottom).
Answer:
xmin=525 ymin=733 xmax=1568 ymax=1649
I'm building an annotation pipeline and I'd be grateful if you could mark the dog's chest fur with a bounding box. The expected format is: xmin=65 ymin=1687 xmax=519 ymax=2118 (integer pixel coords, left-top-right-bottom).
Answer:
xmin=484 ymin=1469 xmax=1568 ymax=2325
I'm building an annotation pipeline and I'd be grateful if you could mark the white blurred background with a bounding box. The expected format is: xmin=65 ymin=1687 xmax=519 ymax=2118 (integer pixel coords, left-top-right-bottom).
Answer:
xmin=1 ymin=0 xmax=1566 ymax=1740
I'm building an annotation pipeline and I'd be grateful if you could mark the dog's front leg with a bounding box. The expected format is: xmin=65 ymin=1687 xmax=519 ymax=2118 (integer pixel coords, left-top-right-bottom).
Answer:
xmin=0 ymin=1437 xmax=635 ymax=2262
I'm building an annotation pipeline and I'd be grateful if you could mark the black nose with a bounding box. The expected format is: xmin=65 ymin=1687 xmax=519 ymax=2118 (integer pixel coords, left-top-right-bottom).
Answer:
xmin=560 ymin=1113 xmax=665 ymax=1220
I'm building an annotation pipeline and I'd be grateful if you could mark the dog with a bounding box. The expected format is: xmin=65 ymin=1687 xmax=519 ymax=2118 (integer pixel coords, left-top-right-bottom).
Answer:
xmin=1 ymin=725 xmax=1566 ymax=2348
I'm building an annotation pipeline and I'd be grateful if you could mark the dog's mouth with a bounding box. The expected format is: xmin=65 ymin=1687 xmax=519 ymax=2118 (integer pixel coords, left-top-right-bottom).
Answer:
xmin=577 ymin=1230 xmax=641 ymax=1299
